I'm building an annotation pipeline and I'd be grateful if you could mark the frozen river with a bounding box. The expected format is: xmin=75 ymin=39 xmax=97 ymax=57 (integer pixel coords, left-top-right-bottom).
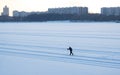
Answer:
xmin=0 ymin=22 xmax=120 ymax=75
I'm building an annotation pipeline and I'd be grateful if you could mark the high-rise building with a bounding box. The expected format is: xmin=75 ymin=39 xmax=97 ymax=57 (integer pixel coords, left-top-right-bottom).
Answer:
xmin=48 ymin=7 xmax=88 ymax=15
xmin=1 ymin=5 xmax=9 ymax=16
xmin=13 ymin=11 xmax=45 ymax=17
xmin=13 ymin=11 xmax=29 ymax=17
xmin=101 ymin=7 xmax=120 ymax=16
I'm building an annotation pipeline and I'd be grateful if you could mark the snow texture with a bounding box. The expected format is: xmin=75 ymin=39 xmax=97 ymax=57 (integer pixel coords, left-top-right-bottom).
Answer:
xmin=0 ymin=22 xmax=120 ymax=75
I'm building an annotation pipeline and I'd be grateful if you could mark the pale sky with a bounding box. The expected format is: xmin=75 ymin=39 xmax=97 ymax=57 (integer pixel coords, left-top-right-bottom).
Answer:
xmin=0 ymin=0 xmax=120 ymax=16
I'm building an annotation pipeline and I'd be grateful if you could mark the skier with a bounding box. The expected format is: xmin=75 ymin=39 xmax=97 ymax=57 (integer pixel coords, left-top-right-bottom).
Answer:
xmin=67 ymin=46 xmax=73 ymax=55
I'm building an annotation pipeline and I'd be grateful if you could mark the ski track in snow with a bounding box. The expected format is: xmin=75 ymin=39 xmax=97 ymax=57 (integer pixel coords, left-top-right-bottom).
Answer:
xmin=0 ymin=44 xmax=120 ymax=69
xmin=1 ymin=48 xmax=120 ymax=69
xmin=0 ymin=23 xmax=120 ymax=69
xmin=1 ymin=32 xmax=120 ymax=39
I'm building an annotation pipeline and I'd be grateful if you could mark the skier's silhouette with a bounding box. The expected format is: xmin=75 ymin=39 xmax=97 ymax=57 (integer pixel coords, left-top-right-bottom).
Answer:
xmin=67 ymin=46 xmax=73 ymax=55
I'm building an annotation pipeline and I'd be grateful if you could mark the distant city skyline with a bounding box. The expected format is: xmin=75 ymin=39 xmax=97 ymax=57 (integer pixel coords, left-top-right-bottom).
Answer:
xmin=0 ymin=0 xmax=120 ymax=16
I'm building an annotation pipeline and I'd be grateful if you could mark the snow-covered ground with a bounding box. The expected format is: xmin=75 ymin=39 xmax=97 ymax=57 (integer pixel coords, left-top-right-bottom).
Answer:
xmin=0 ymin=22 xmax=120 ymax=75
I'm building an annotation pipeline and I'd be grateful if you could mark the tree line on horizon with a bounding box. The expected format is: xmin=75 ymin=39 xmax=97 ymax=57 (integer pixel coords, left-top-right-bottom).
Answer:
xmin=0 ymin=13 xmax=120 ymax=22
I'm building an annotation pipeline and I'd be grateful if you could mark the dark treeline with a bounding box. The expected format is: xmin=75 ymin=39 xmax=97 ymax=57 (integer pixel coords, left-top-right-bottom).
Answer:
xmin=23 ymin=13 xmax=74 ymax=21
xmin=0 ymin=13 xmax=120 ymax=22
xmin=0 ymin=16 xmax=14 ymax=22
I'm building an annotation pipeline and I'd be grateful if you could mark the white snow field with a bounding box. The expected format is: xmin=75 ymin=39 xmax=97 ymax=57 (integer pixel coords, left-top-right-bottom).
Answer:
xmin=0 ymin=22 xmax=120 ymax=75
